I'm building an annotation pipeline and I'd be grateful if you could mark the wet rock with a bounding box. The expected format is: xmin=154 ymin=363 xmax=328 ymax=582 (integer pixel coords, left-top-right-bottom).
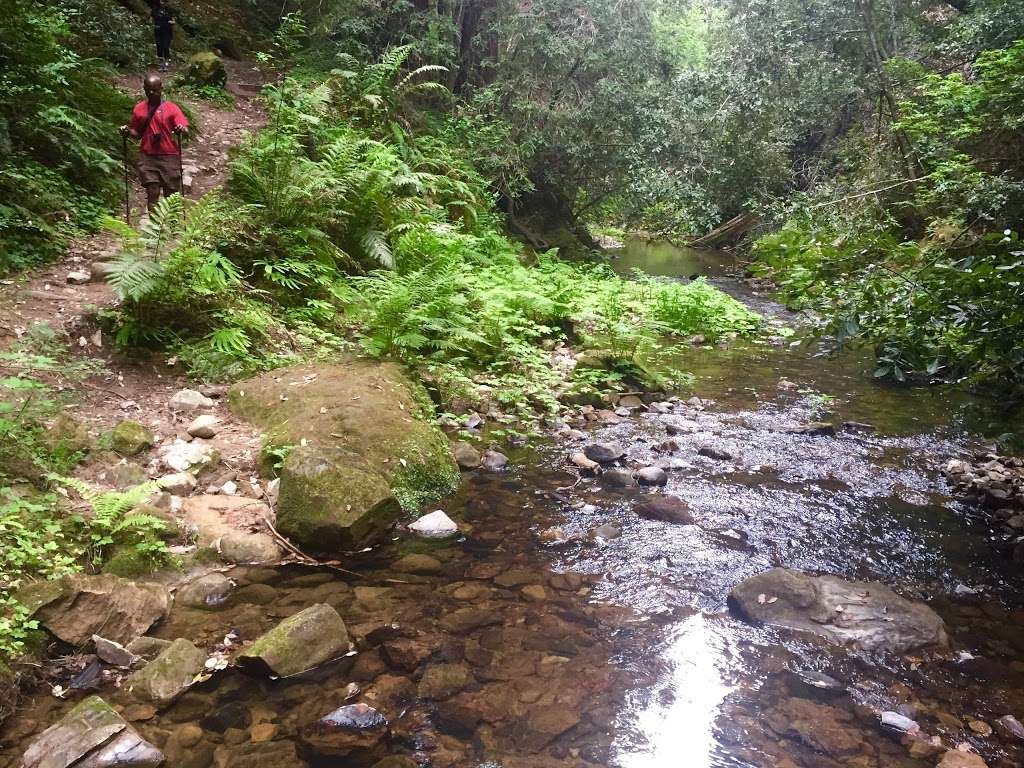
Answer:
xmin=93 ymin=635 xmax=140 ymax=668
xmin=418 ymin=663 xmax=473 ymax=700
xmin=111 ymin=421 xmax=155 ymax=456
xmin=169 ymin=389 xmax=215 ymax=412
xmin=158 ymin=471 xmax=196 ymax=496
xmin=125 ymin=638 xmax=205 ymax=705
xmin=516 ymin=702 xmax=582 ymax=751
xmin=787 ymin=422 xmax=836 ymax=437
xmin=212 ymin=741 xmax=303 ymax=768
xmin=392 ymin=553 xmax=443 ymax=574
xmin=782 ymin=669 xmax=846 ymax=699
xmin=237 ymin=603 xmax=349 ymax=677
xmin=635 ymin=466 xmax=668 ymax=486
xmin=230 ymin=361 xmax=459 ymax=551
xmin=968 ymin=719 xmax=992 ymax=736
xmin=22 ymin=696 xmax=162 ymax=768
xmin=570 ymin=452 xmax=600 ymax=474
xmin=452 ymin=441 xmax=481 ymax=470
xmin=19 ymin=573 xmax=169 ymax=646
xmin=381 ymin=638 xmax=434 ymax=672
xmin=439 ymin=607 xmax=503 ymax=634
xmin=177 ymin=573 xmax=233 ymax=609
xmin=698 ymin=445 xmax=732 ymax=461
xmin=521 ymin=584 xmax=547 ymax=602
xmin=218 ymin=531 xmax=281 ymax=564
xmin=201 ymin=701 xmax=250 ymax=732
xmin=600 ymin=468 xmax=637 ymax=489
xmin=591 ymin=523 xmax=621 ymax=540
xmin=880 ymin=710 xmax=920 ymax=733
xmin=371 ymin=758 xmax=418 ymax=768
xmin=159 ymin=439 xmax=220 ymax=474
xmin=764 ymin=697 xmax=864 ymax=759
xmin=995 ymin=714 xmax=1024 ymax=741
xmin=480 ymin=450 xmax=509 ymax=471
xmin=634 ymin=496 xmax=693 ymax=524
xmin=302 ymin=703 xmax=388 ymax=760
xmin=126 ymin=636 xmax=172 ymax=661
xmin=841 ymin=421 xmax=875 ymax=434
xmin=408 ymin=509 xmax=458 ymax=539
xmin=584 ymin=442 xmax=625 ymax=464
xmin=937 ymin=751 xmax=988 ymax=768
xmin=186 ymin=415 xmax=221 ymax=439
xmin=729 ymin=568 xmax=948 ymax=652
xmin=618 ymin=394 xmax=644 ymax=409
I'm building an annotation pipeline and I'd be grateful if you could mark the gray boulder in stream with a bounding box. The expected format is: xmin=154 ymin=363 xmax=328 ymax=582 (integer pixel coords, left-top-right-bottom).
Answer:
xmin=22 ymin=695 xmax=163 ymax=768
xmin=237 ymin=603 xmax=349 ymax=677
xmin=728 ymin=568 xmax=948 ymax=653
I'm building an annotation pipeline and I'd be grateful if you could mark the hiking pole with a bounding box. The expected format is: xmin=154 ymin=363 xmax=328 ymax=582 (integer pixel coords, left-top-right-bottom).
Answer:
xmin=175 ymin=131 xmax=185 ymax=199
xmin=121 ymin=134 xmax=131 ymax=227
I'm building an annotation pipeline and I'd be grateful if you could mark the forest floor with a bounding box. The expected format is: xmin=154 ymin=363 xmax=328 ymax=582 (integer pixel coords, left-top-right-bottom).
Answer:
xmin=0 ymin=58 xmax=272 ymax=524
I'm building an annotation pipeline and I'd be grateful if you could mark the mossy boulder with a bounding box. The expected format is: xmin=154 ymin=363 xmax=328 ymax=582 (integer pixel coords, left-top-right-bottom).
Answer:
xmin=42 ymin=414 xmax=92 ymax=456
xmin=237 ymin=603 xmax=348 ymax=677
xmin=125 ymin=638 xmax=205 ymax=705
xmin=182 ymin=51 xmax=227 ymax=87
xmin=229 ymin=360 xmax=458 ymax=553
xmin=110 ymin=420 xmax=154 ymax=456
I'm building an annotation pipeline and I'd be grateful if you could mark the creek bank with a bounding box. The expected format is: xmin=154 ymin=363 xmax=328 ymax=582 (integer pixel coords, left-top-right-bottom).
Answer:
xmin=944 ymin=453 xmax=1024 ymax=560
xmin=229 ymin=360 xmax=459 ymax=552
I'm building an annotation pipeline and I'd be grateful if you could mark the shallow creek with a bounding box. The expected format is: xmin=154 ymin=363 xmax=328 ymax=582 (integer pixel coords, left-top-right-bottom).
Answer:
xmin=4 ymin=238 xmax=1024 ymax=768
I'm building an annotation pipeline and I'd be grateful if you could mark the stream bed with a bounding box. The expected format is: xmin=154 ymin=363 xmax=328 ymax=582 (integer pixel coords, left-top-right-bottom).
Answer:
xmin=4 ymin=239 xmax=1024 ymax=768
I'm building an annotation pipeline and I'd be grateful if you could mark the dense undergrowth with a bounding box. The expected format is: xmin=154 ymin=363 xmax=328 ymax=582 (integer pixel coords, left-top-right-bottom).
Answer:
xmin=752 ymin=39 xmax=1024 ymax=391
xmin=102 ymin=44 xmax=760 ymax=418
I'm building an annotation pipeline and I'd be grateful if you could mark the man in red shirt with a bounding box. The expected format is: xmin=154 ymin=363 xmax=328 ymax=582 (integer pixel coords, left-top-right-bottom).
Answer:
xmin=120 ymin=74 xmax=189 ymax=212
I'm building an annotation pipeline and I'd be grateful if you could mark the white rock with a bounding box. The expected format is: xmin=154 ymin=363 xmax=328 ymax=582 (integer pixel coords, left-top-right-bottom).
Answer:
xmin=220 ymin=480 xmax=237 ymax=496
xmin=66 ymin=270 xmax=91 ymax=285
xmin=409 ymin=510 xmax=458 ymax=539
xmin=160 ymin=439 xmax=218 ymax=473
xmin=158 ymin=471 xmax=197 ymax=496
xmin=266 ymin=477 xmax=280 ymax=506
xmin=168 ymin=389 xmax=215 ymax=412
xmin=187 ymin=414 xmax=220 ymax=439
xmin=881 ymin=711 xmax=920 ymax=733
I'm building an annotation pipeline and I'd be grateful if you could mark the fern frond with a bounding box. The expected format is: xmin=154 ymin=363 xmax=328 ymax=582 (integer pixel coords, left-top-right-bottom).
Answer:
xmin=361 ymin=230 xmax=394 ymax=268
xmin=104 ymin=251 xmax=166 ymax=302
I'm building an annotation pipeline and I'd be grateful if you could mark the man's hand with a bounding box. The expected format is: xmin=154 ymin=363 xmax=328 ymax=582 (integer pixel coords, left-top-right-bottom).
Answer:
xmin=172 ymin=124 xmax=188 ymax=135
xmin=119 ymin=124 xmax=132 ymax=137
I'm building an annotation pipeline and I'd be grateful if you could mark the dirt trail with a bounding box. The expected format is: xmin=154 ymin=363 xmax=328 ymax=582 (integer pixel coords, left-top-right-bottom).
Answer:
xmin=0 ymin=59 xmax=271 ymax=505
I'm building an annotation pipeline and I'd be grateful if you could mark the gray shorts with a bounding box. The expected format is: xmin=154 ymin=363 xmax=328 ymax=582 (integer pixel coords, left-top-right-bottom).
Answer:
xmin=138 ymin=153 xmax=181 ymax=195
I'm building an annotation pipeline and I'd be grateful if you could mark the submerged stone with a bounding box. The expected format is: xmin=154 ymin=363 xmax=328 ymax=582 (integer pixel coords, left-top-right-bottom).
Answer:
xmin=302 ymin=702 xmax=388 ymax=760
xmin=729 ymin=568 xmax=948 ymax=652
xmin=237 ymin=603 xmax=349 ymax=677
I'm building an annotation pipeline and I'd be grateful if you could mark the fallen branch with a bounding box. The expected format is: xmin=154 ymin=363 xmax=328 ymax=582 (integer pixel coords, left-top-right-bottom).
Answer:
xmin=261 ymin=515 xmax=363 ymax=578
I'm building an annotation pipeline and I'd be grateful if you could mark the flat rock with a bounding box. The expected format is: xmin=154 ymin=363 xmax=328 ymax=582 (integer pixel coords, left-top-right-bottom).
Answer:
xmin=182 ymin=495 xmax=272 ymax=545
xmin=19 ymin=573 xmax=169 ymax=646
xmin=392 ymin=553 xmax=443 ymax=574
xmin=237 ymin=603 xmax=349 ymax=677
xmin=591 ymin=523 xmax=621 ymax=540
xmin=66 ymin=270 xmax=92 ymax=285
xmin=583 ymin=442 xmax=625 ymax=463
xmin=417 ymin=663 xmax=472 ymax=700
xmin=570 ymin=452 xmax=600 ymax=474
xmin=186 ymin=415 xmax=221 ymax=439
xmin=636 ymin=466 xmax=668 ymax=486
xmin=125 ymin=638 xmax=206 ymax=705
xmin=634 ymin=496 xmax=693 ymax=524
xmin=169 ymin=389 xmax=215 ymax=412
xmin=22 ymin=696 xmax=162 ymax=768
xmin=452 ymin=441 xmax=481 ymax=469
xmin=439 ymin=607 xmax=503 ymax=634
xmin=92 ymin=635 xmax=140 ymax=668
xmin=787 ymin=422 xmax=836 ymax=437
xmin=729 ymin=568 xmax=948 ymax=652
xmin=408 ymin=509 xmax=458 ymax=539
xmin=126 ymin=637 xmax=172 ymax=661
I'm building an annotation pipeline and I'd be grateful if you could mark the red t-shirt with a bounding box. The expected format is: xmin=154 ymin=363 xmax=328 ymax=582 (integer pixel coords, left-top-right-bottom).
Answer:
xmin=130 ymin=100 xmax=188 ymax=156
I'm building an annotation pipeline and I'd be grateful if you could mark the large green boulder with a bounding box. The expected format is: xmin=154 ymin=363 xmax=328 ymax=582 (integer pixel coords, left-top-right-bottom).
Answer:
xmin=229 ymin=360 xmax=458 ymax=553
xmin=125 ymin=638 xmax=205 ymax=704
xmin=237 ymin=603 xmax=348 ymax=677
xmin=182 ymin=51 xmax=227 ymax=88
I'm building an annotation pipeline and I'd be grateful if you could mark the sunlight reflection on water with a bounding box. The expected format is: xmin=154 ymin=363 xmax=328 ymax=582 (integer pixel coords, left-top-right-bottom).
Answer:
xmin=617 ymin=613 xmax=735 ymax=768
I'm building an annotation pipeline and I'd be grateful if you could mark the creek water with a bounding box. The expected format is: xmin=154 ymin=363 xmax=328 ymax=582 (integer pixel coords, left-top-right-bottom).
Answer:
xmin=4 ymin=238 xmax=1024 ymax=768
